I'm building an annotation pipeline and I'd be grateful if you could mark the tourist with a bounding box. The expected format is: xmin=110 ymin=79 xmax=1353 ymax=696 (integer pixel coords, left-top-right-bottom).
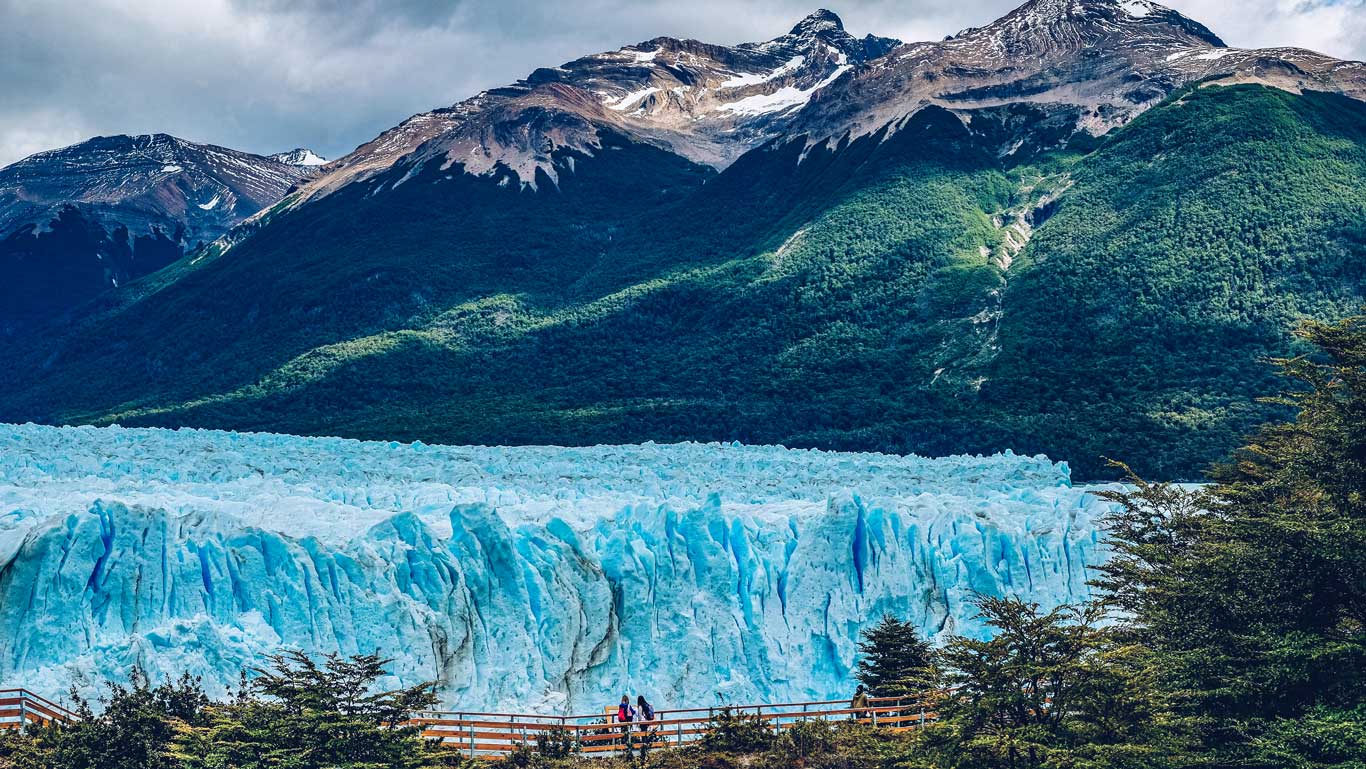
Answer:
xmin=851 ymin=684 xmax=870 ymax=720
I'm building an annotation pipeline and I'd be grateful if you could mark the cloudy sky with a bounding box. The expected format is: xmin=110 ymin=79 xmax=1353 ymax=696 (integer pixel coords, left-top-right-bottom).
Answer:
xmin=2 ymin=0 xmax=1363 ymax=167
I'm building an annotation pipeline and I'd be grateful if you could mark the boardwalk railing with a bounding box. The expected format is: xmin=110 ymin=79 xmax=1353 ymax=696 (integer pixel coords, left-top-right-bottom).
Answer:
xmin=410 ymin=695 xmax=938 ymax=758
xmin=0 ymin=687 xmax=936 ymax=759
xmin=0 ymin=689 xmax=78 ymax=730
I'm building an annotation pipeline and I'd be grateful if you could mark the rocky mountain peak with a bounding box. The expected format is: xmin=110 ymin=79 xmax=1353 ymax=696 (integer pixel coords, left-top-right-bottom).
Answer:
xmin=0 ymin=134 xmax=323 ymax=325
xmin=789 ymin=9 xmax=845 ymax=36
xmin=291 ymin=0 xmax=1364 ymax=201
xmin=951 ymin=0 xmax=1226 ymax=54
xmin=770 ymin=9 xmax=900 ymax=62
xmin=293 ymin=9 xmax=903 ymax=194
xmin=270 ymin=148 xmax=329 ymax=167
xmin=786 ymin=0 xmax=1360 ymax=165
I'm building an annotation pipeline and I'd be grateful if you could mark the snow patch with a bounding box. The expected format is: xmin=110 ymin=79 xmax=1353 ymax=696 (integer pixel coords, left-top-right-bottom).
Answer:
xmin=291 ymin=149 xmax=327 ymax=166
xmin=607 ymin=87 xmax=661 ymax=111
xmin=720 ymin=65 xmax=849 ymax=116
xmin=1120 ymin=0 xmax=1153 ymax=18
xmin=197 ymin=194 xmax=221 ymax=211
xmin=718 ymin=56 xmax=806 ymax=89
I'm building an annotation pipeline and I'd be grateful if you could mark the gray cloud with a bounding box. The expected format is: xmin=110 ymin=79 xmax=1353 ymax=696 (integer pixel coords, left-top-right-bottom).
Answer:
xmin=1 ymin=0 xmax=1363 ymax=167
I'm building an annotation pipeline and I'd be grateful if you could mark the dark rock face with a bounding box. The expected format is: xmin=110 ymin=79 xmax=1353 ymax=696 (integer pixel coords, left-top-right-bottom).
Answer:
xmin=295 ymin=0 xmax=1365 ymax=207
xmin=791 ymin=0 xmax=1366 ymax=154
xmin=298 ymin=10 xmax=903 ymax=197
xmin=0 ymin=134 xmax=319 ymax=327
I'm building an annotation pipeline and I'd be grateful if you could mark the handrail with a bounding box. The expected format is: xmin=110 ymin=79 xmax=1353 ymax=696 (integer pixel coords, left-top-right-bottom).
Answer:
xmin=0 ymin=689 xmax=80 ymax=729
xmin=0 ymin=689 xmax=77 ymax=718
xmin=410 ymin=693 xmax=940 ymax=757
xmin=410 ymin=694 xmax=921 ymax=724
xmin=0 ymin=686 xmax=938 ymax=757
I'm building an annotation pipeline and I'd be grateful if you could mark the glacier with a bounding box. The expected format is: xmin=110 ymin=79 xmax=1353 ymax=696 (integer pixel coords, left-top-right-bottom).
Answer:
xmin=0 ymin=423 xmax=1117 ymax=712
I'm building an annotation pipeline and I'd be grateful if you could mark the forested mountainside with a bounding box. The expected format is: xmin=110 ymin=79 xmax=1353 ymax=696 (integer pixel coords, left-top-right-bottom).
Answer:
xmin=1 ymin=0 xmax=1363 ymax=480
xmin=0 ymin=134 xmax=320 ymax=328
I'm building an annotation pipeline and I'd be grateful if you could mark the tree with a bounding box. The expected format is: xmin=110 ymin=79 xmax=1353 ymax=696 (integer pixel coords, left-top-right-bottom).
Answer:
xmin=0 ymin=722 xmax=59 ymax=769
xmin=1094 ymin=313 xmax=1366 ymax=767
xmin=924 ymin=597 xmax=1177 ymax=769
xmin=855 ymin=615 xmax=935 ymax=697
xmin=173 ymin=651 xmax=442 ymax=769
xmin=61 ymin=671 xmax=209 ymax=769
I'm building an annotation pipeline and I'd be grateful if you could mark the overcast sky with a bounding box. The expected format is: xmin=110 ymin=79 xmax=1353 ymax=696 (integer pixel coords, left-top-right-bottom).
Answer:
xmin=2 ymin=0 xmax=1363 ymax=167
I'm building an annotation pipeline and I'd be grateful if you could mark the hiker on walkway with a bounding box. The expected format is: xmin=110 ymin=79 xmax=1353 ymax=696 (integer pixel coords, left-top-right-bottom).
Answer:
xmin=617 ymin=694 xmax=636 ymax=724
xmin=616 ymin=694 xmax=635 ymax=743
xmin=616 ymin=694 xmax=637 ymax=755
xmin=636 ymin=695 xmax=658 ymax=755
xmin=851 ymin=684 xmax=870 ymax=721
xmin=636 ymin=695 xmax=655 ymax=728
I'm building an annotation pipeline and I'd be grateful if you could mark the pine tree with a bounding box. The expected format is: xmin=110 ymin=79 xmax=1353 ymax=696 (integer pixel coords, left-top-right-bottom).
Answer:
xmin=33 ymin=670 xmax=212 ymax=769
xmin=1095 ymin=313 xmax=1366 ymax=768
xmin=855 ymin=615 xmax=935 ymax=696
xmin=173 ymin=651 xmax=442 ymax=769
xmin=924 ymin=597 xmax=1180 ymax=769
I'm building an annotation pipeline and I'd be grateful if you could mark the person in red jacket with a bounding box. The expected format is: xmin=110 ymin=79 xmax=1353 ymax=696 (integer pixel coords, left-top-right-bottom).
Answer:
xmin=616 ymin=694 xmax=636 ymax=753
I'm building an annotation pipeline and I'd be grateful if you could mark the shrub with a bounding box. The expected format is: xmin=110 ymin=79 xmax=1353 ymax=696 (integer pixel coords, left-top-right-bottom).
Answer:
xmin=490 ymin=742 xmax=542 ymax=769
xmin=770 ymin=718 xmax=835 ymax=762
xmin=700 ymin=707 xmax=773 ymax=754
xmin=533 ymin=726 xmax=578 ymax=759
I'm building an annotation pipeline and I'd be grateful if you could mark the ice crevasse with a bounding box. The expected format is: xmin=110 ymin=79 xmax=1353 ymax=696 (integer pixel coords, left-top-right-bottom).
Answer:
xmin=0 ymin=423 xmax=1117 ymax=711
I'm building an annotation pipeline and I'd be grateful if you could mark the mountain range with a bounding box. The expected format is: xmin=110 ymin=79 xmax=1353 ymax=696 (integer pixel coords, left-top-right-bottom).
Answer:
xmin=0 ymin=135 xmax=323 ymax=327
xmin=1 ymin=0 xmax=1363 ymax=479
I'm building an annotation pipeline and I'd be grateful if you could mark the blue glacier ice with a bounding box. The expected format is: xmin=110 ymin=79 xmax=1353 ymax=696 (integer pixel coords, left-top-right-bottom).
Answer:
xmin=0 ymin=423 xmax=1117 ymax=712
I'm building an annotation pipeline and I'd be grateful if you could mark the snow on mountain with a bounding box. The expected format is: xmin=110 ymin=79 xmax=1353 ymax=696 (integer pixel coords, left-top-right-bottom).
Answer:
xmin=281 ymin=0 xmax=1365 ymax=202
xmin=0 ymin=134 xmax=316 ymax=237
xmin=791 ymin=0 xmax=1366 ymax=153
xmin=0 ymin=134 xmax=322 ymax=326
xmin=297 ymin=10 xmax=899 ymax=194
xmin=270 ymin=148 xmax=329 ymax=167
xmin=0 ymin=423 xmax=1115 ymax=711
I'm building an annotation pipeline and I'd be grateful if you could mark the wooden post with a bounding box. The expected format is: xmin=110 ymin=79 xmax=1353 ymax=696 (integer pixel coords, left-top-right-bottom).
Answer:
xmin=467 ymin=722 xmax=474 ymax=758
xmin=17 ymin=692 xmax=26 ymax=731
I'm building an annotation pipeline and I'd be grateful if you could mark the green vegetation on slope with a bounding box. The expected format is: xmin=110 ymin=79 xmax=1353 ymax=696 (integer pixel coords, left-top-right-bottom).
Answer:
xmin=2 ymin=310 xmax=1363 ymax=769
xmin=1093 ymin=313 xmax=1366 ymax=767
xmin=1 ymin=86 xmax=1362 ymax=479
xmin=985 ymin=85 xmax=1366 ymax=477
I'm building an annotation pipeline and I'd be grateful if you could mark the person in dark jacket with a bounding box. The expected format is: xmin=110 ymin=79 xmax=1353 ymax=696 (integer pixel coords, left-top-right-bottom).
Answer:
xmin=636 ymin=695 xmax=658 ymax=755
xmin=851 ymin=684 xmax=870 ymax=720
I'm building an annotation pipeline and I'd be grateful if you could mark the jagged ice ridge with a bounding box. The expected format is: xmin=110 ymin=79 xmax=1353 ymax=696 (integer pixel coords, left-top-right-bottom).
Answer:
xmin=0 ymin=424 xmax=1116 ymax=712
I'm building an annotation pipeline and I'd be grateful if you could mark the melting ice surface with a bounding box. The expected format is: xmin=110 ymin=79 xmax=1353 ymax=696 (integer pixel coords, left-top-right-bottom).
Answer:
xmin=0 ymin=423 xmax=1117 ymax=712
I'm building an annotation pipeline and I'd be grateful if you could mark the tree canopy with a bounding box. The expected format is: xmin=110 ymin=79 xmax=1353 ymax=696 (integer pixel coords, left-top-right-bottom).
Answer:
xmin=856 ymin=614 xmax=936 ymax=697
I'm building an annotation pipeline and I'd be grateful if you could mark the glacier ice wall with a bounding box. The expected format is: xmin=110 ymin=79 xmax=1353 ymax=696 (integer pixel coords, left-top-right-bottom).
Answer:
xmin=0 ymin=424 xmax=1116 ymax=712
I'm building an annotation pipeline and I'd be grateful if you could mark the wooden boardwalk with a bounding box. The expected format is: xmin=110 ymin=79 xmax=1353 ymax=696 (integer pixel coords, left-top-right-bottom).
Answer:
xmin=1 ymin=687 xmax=935 ymax=758
xmin=0 ymin=689 xmax=78 ymax=729
xmin=411 ymin=695 xmax=937 ymax=758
